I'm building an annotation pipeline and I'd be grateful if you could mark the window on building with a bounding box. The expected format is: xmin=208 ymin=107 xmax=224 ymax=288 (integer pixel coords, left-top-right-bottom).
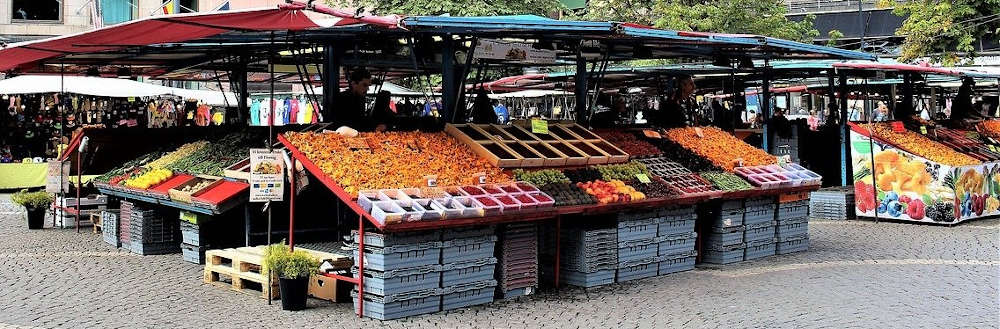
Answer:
xmin=178 ymin=0 xmax=198 ymax=13
xmin=12 ymin=0 xmax=62 ymax=22
xmin=101 ymin=0 xmax=136 ymax=25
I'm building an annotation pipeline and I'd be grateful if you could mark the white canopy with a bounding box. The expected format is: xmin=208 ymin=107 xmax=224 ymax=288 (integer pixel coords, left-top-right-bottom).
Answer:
xmin=0 ymin=75 xmax=237 ymax=106
xmin=489 ymin=90 xmax=573 ymax=99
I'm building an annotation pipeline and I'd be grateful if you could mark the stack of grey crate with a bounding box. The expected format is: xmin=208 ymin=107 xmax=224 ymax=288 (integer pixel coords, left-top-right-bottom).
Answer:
xmin=703 ymin=199 xmax=747 ymax=264
xmin=440 ymin=227 xmax=497 ymax=312
xmin=810 ymin=186 xmax=855 ymax=220
xmin=656 ymin=206 xmax=697 ymax=275
xmin=558 ymin=224 xmax=618 ymax=287
xmin=743 ymin=197 xmax=777 ymax=261
xmin=351 ymin=230 xmax=444 ymax=320
xmin=775 ymin=200 xmax=810 ymax=254
xmin=101 ymin=210 xmax=120 ymax=248
xmin=615 ymin=212 xmax=660 ymax=283
xmin=351 ymin=227 xmax=498 ymax=320
xmin=496 ymin=223 xmax=538 ymax=299
xmin=179 ymin=221 xmax=206 ymax=264
xmin=128 ymin=206 xmax=179 ymax=255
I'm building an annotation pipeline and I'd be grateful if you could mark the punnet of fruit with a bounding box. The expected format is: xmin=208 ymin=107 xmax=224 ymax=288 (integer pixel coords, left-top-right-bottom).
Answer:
xmin=577 ymin=180 xmax=645 ymax=204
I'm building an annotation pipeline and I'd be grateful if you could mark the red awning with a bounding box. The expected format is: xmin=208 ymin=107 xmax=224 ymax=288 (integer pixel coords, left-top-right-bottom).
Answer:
xmin=0 ymin=3 xmax=400 ymax=72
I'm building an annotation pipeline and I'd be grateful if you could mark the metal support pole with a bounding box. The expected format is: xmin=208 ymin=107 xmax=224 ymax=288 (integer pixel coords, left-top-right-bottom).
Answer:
xmin=838 ymin=71 xmax=850 ymax=186
xmin=244 ymin=203 xmax=251 ymax=246
xmin=761 ymin=61 xmax=772 ymax=153
xmin=76 ymin=150 xmax=81 ymax=233
xmin=288 ymin=157 xmax=296 ymax=251
xmin=452 ymin=38 xmax=478 ymax=123
xmin=574 ymin=51 xmax=588 ymax=124
xmin=235 ymin=61 xmax=248 ymax=124
xmin=827 ymin=70 xmax=837 ymax=124
xmin=322 ymin=42 xmax=340 ymax=122
xmin=441 ymin=35 xmax=457 ymax=123
xmin=357 ymin=213 xmax=365 ymax=318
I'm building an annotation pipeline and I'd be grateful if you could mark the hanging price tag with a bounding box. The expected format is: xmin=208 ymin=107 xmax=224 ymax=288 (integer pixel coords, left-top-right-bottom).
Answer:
xmin=531 ymin=119 xmax=548 ymax=134
xmin=474 ymin=172 xmax=487 ymax=184
xmin=642 ymin=130 xmax=662 ymax=139
xmin=127 ymin=97 xmax=135 ymax=102
xmin=920 ymin=126 xmax=928 ymax=135
xmin=635 ymin=173 xmax=651 ymax=183
xmin=989 ymin=145 xmax=998 ymax=153
xmin=694 ymin=127 xmax=705 ymax=138
xmin=424 ymin=175 xmax=438 ymax=187
xmin=734 ymin=158 xmax=744 ymax=167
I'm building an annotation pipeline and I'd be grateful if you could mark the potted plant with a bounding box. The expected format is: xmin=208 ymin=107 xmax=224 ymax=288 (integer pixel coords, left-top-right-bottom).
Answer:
xmin=262 ymin=242 xmax=319 ymax=311
xmin=11 ymin=189 xmax=52 ymax=230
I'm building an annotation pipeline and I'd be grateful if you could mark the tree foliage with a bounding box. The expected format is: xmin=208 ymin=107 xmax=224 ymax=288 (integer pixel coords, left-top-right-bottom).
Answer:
xmin=884 ymin=0 xmax=1000 ymax=65
xmin=327 ymin=0 xmax=563 ymax=16
xmin=584 ymin=0 xmax=819 ymax=42
xmin=826 ymin=29 xmax=845 ymax=47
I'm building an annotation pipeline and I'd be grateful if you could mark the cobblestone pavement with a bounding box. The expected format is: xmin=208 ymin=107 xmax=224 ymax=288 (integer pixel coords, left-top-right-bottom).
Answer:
xmin=0 ymin=195 xmax=997 ymax=329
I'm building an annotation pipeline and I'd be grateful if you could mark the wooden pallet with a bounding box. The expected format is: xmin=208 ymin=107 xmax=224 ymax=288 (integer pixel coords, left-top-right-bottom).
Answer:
xmin=203 ymin=246 xmax=348 ymax=300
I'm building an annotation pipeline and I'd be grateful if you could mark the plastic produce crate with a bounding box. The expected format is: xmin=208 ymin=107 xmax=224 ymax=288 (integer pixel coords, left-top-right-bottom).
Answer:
xmin=441 ymin=235 xmax=497 ymax=264
xmin=775 ymin=218 xmax=809 ymax=238
xmin=777 ymin=234 xmax=809 ymax=254
xmin=617 ymin=239 xmax=658 ymax=264
xmin=702 ymin=244 xmax=745 ymax=264
xmin=442 ymin=280 xmax=497 ymax=311
xmin=130 ymin=241 xmax=179 ymax=255
xmin=350 ymin=230 xmax=441 ymax=248
xmin=616 ymin=260 xmax=659 ymax=283
xmin=442 ymin=225 xmax=495 ymax=240
xmin=657 ymin=250 xmax=697 ymax=275
xmin=497 ymin=286 xmax=534 ymax=299
xmin=713 ymin=209 xmax=744 ymax=228
xmin=745 ymin=197 xmax=775 ymax=208
xmin=744 ymin=222 xmax=776 ymax=242
xmin=743 ymin=207 xmax=775 ymax=226
xmin=617 ymin=210 xmax=659 ymax=222
xmin=441 ymin=258 xmax=497 ymax=287
xmin=181 ymin=243 xmax=205 ymax=264
xmin=657 ymin=214 xmax=696 ymax=237
xmin=777 ymin=200 xmax=809 ymax=220
xmin=561 ymin=269 xmax=615 ymax=288
xmin=744 ymin=239 xmax=776 ymax=260
xmin=356 ymin=264 xmax=442 ymax=296
xmin=352 ymin=289 xmax=442 ymax=320
xmin=705 ymin=226 xmax=744 ymax=248
xmin=353 ymin=242 xmax=442 ymax=272
xmin=720 ymin=199 xmax=743 ymax=210
xmin=617 ymin=218 xmax=658 ymax=242
xmin=657 ymin=232 xmax=697 ymax=256
xmin=180 ymin=221 xmax=203 ymax=246
xmin=101 ymin=211 xmax=120 ymax=248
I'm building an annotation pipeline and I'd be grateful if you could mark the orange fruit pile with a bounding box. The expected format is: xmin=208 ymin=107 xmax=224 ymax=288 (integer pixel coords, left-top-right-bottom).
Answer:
xmin=664 ymin=126 xmax=776 ymax=171
xmin=978 ymin=120 xmax=1000 ymax=139
xmin=861 ymin=123 xmax=980 ymax=166
xmin=285 ymin=131 xmax=511 ymax=197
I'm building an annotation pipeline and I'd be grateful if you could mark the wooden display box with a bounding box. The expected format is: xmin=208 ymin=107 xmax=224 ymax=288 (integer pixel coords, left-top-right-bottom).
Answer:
xmin=168 ymin=176 xmax=223 ymax=204
xmin=588 ymin=140 xmax=630 ymax=163
xmin=223 ymin=158 xmax=250 ymax=181
xmin=502 ymin=141 xmax=546 ymax=167
xmin=499 ymin=125 xmax=540 ymax=141
xmin=445 ymin=123 xmax=493 ymax=142
xmin=566 ymin=141 xmax=609 ymax=165
xmin=557 ymin=123 xmax=603 ymax=140
xmin=546 ymin=141 xmax=589 ymax=166
xmin=476 ymin=124 xmax=518 ymax=141
xmin=524 ymin=141 xmax=568 ymax=167
xmin=473 ymin=141 xmax=524 ymax=167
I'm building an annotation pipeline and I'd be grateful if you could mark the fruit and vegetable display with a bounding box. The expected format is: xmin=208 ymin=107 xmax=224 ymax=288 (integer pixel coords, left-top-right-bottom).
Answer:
xmin=285 ymin=131 xmax=511 ymax=196
xmin=652 ymin=140 xmax=720 ymax=172
xmin=859 ymin=123 xmax=980 ymax=166
xmin=538 ymin=182 xmax=597 ymax=206
xmin=664 ymin=126 xmax=776 ymax=171
xmin=577 ymin=180 xmax=645 ymax=204
xmin=628 ymin=179 xmax=679 ymax=198
xmin=635 ymin=157 xmax=692 ymax=178
xmin=513 ymin=169 xmax=570 ymax=187
xmin=95 ymin=151 xmax=164 ymax=184
xmin=180 ymin=179 xmax=215 ymax=193
xmin=594 ymin=161 xmax=651 ymax=181
xmin=562 ymin=167 xmax=603 ymax=183
xmin=124 ymin=168 xmax=173 ymax=189
xmin=977 ymin=120 xmax=1000 ymax=140
xmin=660 ymin=174 xmax=720 ymax=195
xmin=166 ymin=133 xmax=255 ymax=176
xmin=699 ymin=171 xmax=753 ymax=191
xmin=593 ymin=130 xmax=662 ymax=158
xmin=930 ymin=127 xmax=1000 ymax=162
xmin=145 ymin=141 xmax=209 ymax=169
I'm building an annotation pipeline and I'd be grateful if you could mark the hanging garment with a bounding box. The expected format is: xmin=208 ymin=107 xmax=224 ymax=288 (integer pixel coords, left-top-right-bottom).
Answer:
xmin=260 ymin=98 xmax=271 ymax=126
xmin=211 ymin=107 xmax=225 ymax=125
xmin=283 ymin=98 xmax=292 ymax=125
xmin=250 ymin=99 xmax=261 ymax=126
xmin=196 ymin=103 xmax=211 ymax=126
xmin=303 ymin=101 xmax=314 ymax=124
xmin=289 ymin=98 xmax=300 ymax=124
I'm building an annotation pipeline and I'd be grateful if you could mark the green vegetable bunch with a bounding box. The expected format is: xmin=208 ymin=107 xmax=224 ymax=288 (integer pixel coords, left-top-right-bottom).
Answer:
xmin=513 ymin=169 xmax=570 ymax=187
xmin=262 ymin=242 xmax=320 ymax=279
xmin=700 ymin=171 xmax=753 ymax=191
xmin=596 ymin=161 xmax=651 ymax=181
xmin=11 ymin=189 xmax=53 ymax=209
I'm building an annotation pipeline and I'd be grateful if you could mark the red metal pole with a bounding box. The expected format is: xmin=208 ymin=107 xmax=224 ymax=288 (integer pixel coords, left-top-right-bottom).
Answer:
xmin=357 ymin=213 xmax=365 ymax=318
xmin=288 ymin=158 xmax=296 ymax=251
xmin=554 ymin=215 xmax=561 ymax=289
xmin=75 ymin=151 xmax=81 ymax=233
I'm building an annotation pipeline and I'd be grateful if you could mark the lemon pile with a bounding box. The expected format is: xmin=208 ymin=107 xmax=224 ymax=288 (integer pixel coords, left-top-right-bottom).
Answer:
xmin=124 ymin=168 xmax=174 ymax=189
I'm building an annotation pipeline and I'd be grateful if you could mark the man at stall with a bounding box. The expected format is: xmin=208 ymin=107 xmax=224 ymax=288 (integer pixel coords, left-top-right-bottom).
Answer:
xmin=590 ymin=94 xmax=627 ymax=128
xmin=654 ymin=75 xmax=696 ymax=128
xmin=335 ymin=68 xmax=372 ymax=129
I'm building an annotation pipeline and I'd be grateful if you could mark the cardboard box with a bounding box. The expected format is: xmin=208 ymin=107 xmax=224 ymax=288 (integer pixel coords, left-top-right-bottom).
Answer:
xmin=308 ymin=274 xmax=353 ymax=302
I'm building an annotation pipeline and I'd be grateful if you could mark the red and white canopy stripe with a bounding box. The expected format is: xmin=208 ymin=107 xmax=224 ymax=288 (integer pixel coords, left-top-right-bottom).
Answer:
xmin=0 ymin=2 xmax=400 ymax=72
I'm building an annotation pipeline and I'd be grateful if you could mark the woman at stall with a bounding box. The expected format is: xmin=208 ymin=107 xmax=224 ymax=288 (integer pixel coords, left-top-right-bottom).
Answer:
xmin=654 ymin=75 xmax=696 ymax=128
xmin=370 ymin=90 xmax=396 ymax=132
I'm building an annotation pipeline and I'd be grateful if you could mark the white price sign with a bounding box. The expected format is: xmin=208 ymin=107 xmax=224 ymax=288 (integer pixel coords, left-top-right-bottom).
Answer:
xmin=249 ymin=149 xmax=285 ymax=202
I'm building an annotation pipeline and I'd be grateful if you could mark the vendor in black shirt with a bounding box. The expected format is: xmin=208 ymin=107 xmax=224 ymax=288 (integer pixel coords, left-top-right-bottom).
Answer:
xmin=654 ymin=75 xmax=696 ymax=128
xmin=334 ymin=68 xmax=373 ymax=129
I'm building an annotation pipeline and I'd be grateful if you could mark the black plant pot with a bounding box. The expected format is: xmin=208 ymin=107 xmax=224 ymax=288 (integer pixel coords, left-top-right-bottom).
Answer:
xmin=25 ymin=206 xmax=45 ymax=229
xmin=278 ymin=277 xmax=309 ymax=311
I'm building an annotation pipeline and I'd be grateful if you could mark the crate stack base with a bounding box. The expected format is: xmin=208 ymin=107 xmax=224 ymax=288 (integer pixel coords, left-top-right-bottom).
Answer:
xmin=351 ymin=230 xmax=443 ymax=320
xmin=553 ymin=223 xmax=618 ymax=288
xmin=101 ymin=210 xmax=120 ymax=248
xmin=656 ymin=206 xmax=697 ymax=274
xmin=129 ymin=205 xmax=179 ymax=255
xmin=180 ymin=221 xmax=207 ymax=264
xmin=441 ymin=227 xmax=497 ymax=311
xmin=703 ymin=199 xmax=746 ymax=264
xmin=743 ymin=197 xmax=776 ymax=261
xmin=119 ymin=201 xmax=133 ymax=248
xmin=55 ymin=195 xmax=108 ymax=228
xmin=810 ymin=187 xmax=855 ymax=220
xmin=496 ymin=223 xmax=538 ymax=299
xmin=776 ymin=199 xmax=810 ymax=254
xmin=616 ymin=211 xmax=659 ymax=283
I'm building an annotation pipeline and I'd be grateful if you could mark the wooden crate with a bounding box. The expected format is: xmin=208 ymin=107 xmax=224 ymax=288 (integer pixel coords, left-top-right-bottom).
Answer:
xmin=472 ymin=141 xmax=524 ymax=168
xmin=524 ymin=141 xmax=567 ymax=167
xmin=566 ymin=141 xmax=609 ymax=165
xmin=501 ymin=141 xmax=546 ymax=167
xmin=476 ymin=124 xmax=519 ymax=141
xmin=204 ymin=246 xmax=349 ymax=301
xmin=546 ymin=141 xmax=589 ymax=166
xmin=556 ymin=123 xmax=603 ymax=140
xmin=223 ymin=158 xmax=250 ymax=181
xmin=588 ymin=139 xmax=630 ymax=164
xmin=168 ymin=176 xmax=222 ymax=204
xmin=498 ymin=125 xmax=540 ymax=141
